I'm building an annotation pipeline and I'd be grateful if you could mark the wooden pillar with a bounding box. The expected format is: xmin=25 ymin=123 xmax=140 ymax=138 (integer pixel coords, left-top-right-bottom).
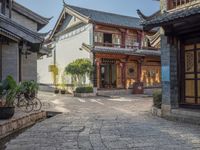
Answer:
xmin=121 ymin=32 xmax=126 ymax=48
xmin=137 ymin=31 xmax=142 ymax=49
xmin=137 ymin=59 xmax=143 ymax=83
xmin=122 ymin=62 xmax=126 ymax=89
xmin=93 ymin=53 xmax=97 ymax=88
xmin=96 ymin=59 xmax=101 ymax=89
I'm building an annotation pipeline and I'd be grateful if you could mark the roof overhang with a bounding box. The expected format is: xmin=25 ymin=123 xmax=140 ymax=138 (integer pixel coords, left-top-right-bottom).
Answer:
xmin=12 ymin=1 xmax=50 ymax=30
xmin=49 ymin=5 xmax=90 ymax=40
xmin=81 ymin=42 xmax=161 ymax=57
xmin=138 ymin=3 xmax=200 ymax=34
xmin=0 ymin=13 xmax=44 ymax=44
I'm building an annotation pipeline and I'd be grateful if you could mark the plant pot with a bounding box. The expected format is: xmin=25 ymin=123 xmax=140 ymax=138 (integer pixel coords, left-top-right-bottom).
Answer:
xmin=60 ymin=90 xmax=66 ymax=94
xmin=54 ymin=89 xmax=59 ymax=94
xmin=0 ymin=107 xmax=15 ymax=119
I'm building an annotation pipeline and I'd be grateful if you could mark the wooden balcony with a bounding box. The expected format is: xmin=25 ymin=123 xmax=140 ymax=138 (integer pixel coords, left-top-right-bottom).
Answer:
xmin=169 ymin=0 xmax=200 ymax=11
xmin=94 ymin=42 xmax=140 ymax=49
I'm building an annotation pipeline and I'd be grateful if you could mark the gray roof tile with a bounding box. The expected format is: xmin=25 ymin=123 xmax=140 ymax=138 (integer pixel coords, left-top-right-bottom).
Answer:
xmin=66 ymin=5 xmax=142 ymax=29
xmin=140 ymin=3 xmax=200 ymax=27
xmin=93 ymin=46 xmax=161 ymax=57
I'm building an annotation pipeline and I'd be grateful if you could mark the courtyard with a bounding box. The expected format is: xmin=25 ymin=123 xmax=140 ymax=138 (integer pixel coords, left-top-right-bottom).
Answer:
xmin=4 ymin=92 xmax=200 ymax=150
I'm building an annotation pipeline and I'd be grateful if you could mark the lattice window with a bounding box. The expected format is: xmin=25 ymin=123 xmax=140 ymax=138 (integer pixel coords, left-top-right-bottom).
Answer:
xmin=94 ymin=32 xmax=103 ymax=43
xmin=112 ymin=34 xmax=121 ymax=47
xmin=185 ymin=52 xmax=194 ymax=72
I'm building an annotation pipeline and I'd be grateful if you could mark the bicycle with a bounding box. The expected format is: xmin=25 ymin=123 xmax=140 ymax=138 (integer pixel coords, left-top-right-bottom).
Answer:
xmin=15 ymin=93 xmax=33 ymax=113
xmin=24 ymin=93 xmax=42 ymax=111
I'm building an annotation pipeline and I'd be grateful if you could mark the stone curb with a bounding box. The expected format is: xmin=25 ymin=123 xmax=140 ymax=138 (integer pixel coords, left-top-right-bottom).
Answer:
xmin=0 ymin=111 xmax=46 ymax=139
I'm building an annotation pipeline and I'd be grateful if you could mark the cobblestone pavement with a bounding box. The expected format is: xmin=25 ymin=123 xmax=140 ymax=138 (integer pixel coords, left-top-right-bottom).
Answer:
xmin=5 ymin=92 xmax=200 ymax=150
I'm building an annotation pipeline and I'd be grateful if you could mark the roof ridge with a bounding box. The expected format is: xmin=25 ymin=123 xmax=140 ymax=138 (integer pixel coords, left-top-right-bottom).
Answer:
xmin=13 ymin=1 xmax=51 ymax=22
xmin=65 ymin=4 xmax=140 ymax=20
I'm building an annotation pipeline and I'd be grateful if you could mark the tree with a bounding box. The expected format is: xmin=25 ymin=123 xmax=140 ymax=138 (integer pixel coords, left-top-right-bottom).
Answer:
xmin=65 ymin=59 xmax=93 ymax=86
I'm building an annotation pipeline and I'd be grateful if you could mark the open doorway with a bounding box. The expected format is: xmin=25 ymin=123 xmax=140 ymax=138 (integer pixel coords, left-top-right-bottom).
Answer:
xmin=100 ymin=64 xmax=117 ymax=89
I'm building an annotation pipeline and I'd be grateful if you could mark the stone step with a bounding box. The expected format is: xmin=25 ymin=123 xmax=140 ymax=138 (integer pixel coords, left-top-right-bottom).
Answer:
xmin=165 ymin=109 xmax=200 ymax=125
xmin=97 ymin=89 xmax=133 ymax=96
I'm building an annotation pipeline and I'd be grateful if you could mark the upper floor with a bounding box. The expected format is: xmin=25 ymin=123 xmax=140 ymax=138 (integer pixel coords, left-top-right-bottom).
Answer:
xmin=163 ymin=0 xmax=200 ymax=11
xmin=93 ymin=24 xmax=158 ymax=50
xmin=49 ymin=3 xmax=160 ymax=51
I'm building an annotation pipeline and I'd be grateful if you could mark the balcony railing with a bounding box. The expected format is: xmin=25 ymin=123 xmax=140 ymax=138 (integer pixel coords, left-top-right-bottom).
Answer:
xmin=94 ymin=42 xmax=140 ymax=49
xmin=170 ymin=0 xmax=200 ymax=10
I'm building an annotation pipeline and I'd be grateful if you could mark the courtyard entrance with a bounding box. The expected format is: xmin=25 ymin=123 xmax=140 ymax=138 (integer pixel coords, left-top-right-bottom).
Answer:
xmin=100 ymin=59 xmax=117 ymax=89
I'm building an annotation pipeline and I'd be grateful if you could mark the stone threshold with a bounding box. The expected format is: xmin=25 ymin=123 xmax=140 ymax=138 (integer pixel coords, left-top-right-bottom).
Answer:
xmin=152 ymin=107 xmax=200 ymax=125
xmin=0 ymin=111 xmax=46 ymax=139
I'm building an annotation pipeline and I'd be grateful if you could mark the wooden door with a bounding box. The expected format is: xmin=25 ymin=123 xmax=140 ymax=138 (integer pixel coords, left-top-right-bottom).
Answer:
xmin=184 ymin=43 xmax=200 ymax=104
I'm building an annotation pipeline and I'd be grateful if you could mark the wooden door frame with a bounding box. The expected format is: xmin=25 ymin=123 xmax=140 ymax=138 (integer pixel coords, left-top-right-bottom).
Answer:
xmin=180 ymin=37 xmax=200 ymax=106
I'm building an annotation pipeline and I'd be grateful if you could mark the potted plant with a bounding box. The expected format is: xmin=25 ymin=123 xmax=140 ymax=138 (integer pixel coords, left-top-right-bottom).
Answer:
xmin=60 ymin=73 xmax=66 ymax=94
xmin=74 ymin=86 xmax=95 ymax=97
xmin=20 ymin=81 xmax=39 ymax=100
xmin=60 ymin=86 xmax=66 ymax=94
xmin=54 ymin=88 xmax=59 ymax=94
xmin=0 ymin=75 xmax=18 ymax=119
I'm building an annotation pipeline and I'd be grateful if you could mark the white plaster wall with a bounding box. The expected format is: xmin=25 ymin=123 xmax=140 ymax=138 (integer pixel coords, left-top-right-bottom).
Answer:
xmin=37 ymin=24 xmax=93 ymax=84
xmin=37 ymin=55 xmax=54 ymax=84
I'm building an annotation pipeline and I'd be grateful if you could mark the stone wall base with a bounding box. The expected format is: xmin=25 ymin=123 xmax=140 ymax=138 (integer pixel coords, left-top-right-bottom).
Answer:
xmin=161 ymin=104 xmax=171 ymax=116
xmin=0 ymin=111 xmax=46 ymax=139
xmin=74 ymin=93 xmax=96 ymax=97
xmin=152 ymin=106 xmax=200 ymax=125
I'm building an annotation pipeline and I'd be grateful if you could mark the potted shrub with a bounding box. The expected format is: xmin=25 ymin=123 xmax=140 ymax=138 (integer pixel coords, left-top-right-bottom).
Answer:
xmin=60 ymin=87 xmax=66 ymax=94
xmin=0 ymin=76 xmax=18 ymax=119
xmin=20 ymin=81 xmax=39 ymax=100
xmin=54 ymin=88 xmax=59 ymax=94
xmin=74 ymin=86 xmax=95 ymax=97
xmin=60 ymin=74 xmax=66 ymax=94
xmin=153 ymin=91 xmax=162 ymax=109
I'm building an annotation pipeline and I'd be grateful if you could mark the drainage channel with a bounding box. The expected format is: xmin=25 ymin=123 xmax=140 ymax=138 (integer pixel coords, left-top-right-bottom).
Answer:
xmin=0 ymin=111 xmax=62 ymax=150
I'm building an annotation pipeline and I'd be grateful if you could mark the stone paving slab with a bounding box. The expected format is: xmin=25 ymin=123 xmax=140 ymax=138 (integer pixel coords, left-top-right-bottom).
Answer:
xmin=5 ymin=92 xmax=200 ymax=150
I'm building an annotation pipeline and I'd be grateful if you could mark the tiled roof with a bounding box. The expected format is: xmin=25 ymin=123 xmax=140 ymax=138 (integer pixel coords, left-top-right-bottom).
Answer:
xmin=13 ymin=1 xmax=50 ymax=30
xmin=138 ymin=3 xmax=200 ymax=27
xmin=93 ymin=46 xmax=161 ymax=57
xmin=65 ymin=4 xmax=142 ymax=30
xmin=0 ymin=13 xmax=45 ymax=43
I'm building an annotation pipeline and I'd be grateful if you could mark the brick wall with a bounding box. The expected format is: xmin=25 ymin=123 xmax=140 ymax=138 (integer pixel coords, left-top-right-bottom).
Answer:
xmin=161 ymin=35 xmax=179 ymax=113
xmin=21 ymin=52 xmax=37 ymax=81
xmin=2 ymin=42 xmax=19 ymax=82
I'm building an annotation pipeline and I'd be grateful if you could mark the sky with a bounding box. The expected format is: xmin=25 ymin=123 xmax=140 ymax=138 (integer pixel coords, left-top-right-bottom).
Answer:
xmin=15 ymin=0 xmax=159 ymax=33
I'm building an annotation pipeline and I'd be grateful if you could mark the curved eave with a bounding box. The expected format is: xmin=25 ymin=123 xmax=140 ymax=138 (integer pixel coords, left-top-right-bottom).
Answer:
xmin=137 ymin=10 xmax=161 ymax=22
xmin=0 ymin=14 xmax=44 ymax=44
xmin=13 ymin=2 xmax=51 ymax=30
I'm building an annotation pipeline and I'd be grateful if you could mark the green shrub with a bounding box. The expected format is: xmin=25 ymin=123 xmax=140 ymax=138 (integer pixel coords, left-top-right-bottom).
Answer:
xmin=75 ymin=87 xmax=93 ymax=93
xmin=153 ymin=91 xmax=162 ymax=109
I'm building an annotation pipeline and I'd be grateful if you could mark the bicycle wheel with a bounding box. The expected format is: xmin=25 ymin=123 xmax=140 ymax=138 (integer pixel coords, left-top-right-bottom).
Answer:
xmin=18 ymin=98 xmax=33 ymax=113
xmin=32 ymin=97 xmax=42 ymax=111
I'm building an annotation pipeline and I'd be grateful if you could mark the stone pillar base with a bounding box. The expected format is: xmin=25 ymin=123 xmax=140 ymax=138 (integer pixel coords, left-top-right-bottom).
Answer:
xmin=161 ymin=104 xmax=171 ymax=116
